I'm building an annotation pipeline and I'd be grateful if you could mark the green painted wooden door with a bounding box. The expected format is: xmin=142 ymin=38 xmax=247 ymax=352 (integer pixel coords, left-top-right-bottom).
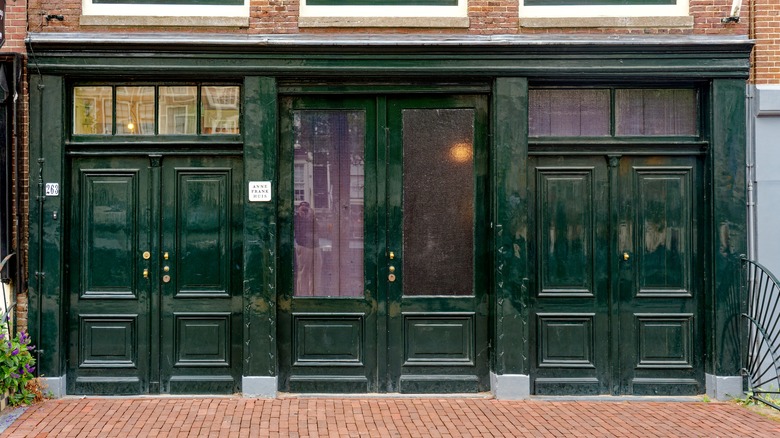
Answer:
xmin=385 ymin=97 xmax=490 ymax=393
xmin=528 ymin=154 xmax=704 ymax=395
xmin=67 ymin=155 xmax=243 ymax=395
xmin=278 ymin=95 xmax=489 ymax=393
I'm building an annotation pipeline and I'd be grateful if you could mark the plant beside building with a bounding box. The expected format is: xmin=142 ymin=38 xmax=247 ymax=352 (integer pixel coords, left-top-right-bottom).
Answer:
xmin=0 ymin=329 xmax=38 ymax=407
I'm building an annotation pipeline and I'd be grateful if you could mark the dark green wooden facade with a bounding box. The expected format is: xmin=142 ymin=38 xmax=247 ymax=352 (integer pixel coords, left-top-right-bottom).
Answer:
xmin=26 ymin=33 xmax=752 ymax=397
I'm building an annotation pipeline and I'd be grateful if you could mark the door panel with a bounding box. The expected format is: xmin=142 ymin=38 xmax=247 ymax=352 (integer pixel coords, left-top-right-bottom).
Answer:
xmin=68 ymin=155 xmax=242 ymax=395
xmin=529 ymin=157 xmax=610 ymax=395
xmin=278 ymin=98 xmax=378 ymax=393
xmin=68 ymin=158 xmax=150 ymax=394
xmin=386 ymin=97 xmax=489 ymax=393
xmin=160 ymin=157 xmax=243 ymax=393
xmin=618 ymin=157 xmax=702 ymax=395
xmin=529 ymin=155 xmax=703 ymax=395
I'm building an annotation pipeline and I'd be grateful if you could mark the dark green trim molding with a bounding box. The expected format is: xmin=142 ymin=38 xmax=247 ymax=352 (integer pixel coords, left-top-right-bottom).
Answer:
xmin=492 ymin=78 xmax=530 ymax=375
xmin=242 ymin=77 xmax=278 ymax=377
xmin=708 ymin=79 xmax=747 ymax=377
xmin=28 ymin=75 xmax=66 ymax=380
xmin=25 ymin=34 xmax=752 ymax=80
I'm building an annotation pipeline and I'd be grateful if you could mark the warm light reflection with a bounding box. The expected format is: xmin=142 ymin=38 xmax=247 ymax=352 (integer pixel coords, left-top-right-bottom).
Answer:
xmin=449 ymin=141 xmax=473 ymax=163
xmin=127 ymin=121 xmax=135 ymax=132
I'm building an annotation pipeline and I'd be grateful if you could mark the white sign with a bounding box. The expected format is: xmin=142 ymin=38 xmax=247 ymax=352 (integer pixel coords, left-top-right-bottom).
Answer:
xmin=45 ymin=183 xmax=60 ymax=197
xmin=248 ymin=181 xmax=272 ymax=202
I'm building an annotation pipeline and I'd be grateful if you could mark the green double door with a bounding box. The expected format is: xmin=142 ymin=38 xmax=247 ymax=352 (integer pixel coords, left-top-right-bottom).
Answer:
xmin=529 ymin=154 xmax=704 ymax=395
xmin=67 ymin=154 xmax=243 ymax=394
xmin=278 ymin=95 xmax=490 ymax=393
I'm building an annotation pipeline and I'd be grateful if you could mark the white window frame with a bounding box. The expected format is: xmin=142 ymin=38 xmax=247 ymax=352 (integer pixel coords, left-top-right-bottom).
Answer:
xmin=82 ymin=0 xmax=250 ymax=18
xmin=300 ymin=0 xmax=467 ymax=19
xmin=520 ymin=0 xmax=689 ymax=18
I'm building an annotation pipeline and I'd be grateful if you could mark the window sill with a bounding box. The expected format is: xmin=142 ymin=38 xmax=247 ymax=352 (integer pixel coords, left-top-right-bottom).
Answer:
xmin=80 ymin=15 xmax=250 ymax=27
xmin=520 ymin=16 xmax=693 ymax=28
xmin=298 ymin=16 xmax=469 ymax=28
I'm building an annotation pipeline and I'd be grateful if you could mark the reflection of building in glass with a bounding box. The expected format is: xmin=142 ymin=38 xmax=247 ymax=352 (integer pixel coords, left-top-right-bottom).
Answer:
xmin=293 ymin=111 xmax=365 ymax=297
xmin=73 ymin=85 xmax=241 ymax=136
xmin=73 ymin=86 xmax=113 ymax=135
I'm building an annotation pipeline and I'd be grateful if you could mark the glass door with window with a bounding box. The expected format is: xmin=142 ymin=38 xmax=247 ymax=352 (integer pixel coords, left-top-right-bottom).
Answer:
xmin=278 ymin=94 xmax=489 ymax=393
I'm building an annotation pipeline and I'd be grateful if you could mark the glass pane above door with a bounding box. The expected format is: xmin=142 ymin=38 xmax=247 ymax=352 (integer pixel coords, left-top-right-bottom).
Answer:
xmin=293 ymin=110 xmax=365 ymax=297
xmin=402 ymin=108 xmax=474 ymax=296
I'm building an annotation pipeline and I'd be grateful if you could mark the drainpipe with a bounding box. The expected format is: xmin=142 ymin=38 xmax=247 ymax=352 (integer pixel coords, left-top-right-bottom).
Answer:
xmin=12 ymin=54 xmax=22 ymax=306
xmin=746 ymin=85 xmax=757 ymax=261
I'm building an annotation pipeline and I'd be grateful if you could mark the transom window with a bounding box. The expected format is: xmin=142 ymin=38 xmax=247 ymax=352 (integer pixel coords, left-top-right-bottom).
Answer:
xmin=73 ymin=84 xmax=240 ymax=136
xmin=529 ymin=88 xmax=698 ymax=138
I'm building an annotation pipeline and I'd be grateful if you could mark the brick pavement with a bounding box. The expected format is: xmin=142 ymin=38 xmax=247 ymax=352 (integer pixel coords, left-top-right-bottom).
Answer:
xmin=1 ymin=397 xmax=779 ymax=437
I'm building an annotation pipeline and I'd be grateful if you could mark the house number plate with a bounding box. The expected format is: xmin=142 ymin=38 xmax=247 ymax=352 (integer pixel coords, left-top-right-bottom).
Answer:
xmin=45 ymin=183 xmax=60 ymax=196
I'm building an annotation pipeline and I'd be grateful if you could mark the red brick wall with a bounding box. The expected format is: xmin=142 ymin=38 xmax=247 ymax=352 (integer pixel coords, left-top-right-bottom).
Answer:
xmin=2 ymin=0 xmax=28 ymax=53
xmin=753 ymin=0 xmax=780 ymax=84
xmin=0 ymin=0 xmax=29 ymax=335
xmin=27 ymin=0 xmax=750 ymax=36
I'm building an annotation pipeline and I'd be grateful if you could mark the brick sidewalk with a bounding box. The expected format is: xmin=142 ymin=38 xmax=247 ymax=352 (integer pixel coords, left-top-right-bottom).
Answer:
xmin=2 ymin=397 xmax=779 ymax=437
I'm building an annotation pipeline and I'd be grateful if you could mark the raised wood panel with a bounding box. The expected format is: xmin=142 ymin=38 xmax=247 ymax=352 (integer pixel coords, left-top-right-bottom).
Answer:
xmin=294 ymin=314 xmax=364 ymax=366
xmin=174 ymin=169 xmax=231 ymax=298
xmin=633 ymin=167 xmax=693 ymax=297
xmin=80 ymin=315 xmax=137 ymax=368
xmin=174 ymin=313 xmax=230 ymax=367
xmin=536 ymin=168 xmax=596 ymax=297
xmin=635 ymin=314 xmax=693 ymax=369
xmin=537 ymin=314 xmax=595 ymax=368
xmin=403 ymin=314 xmax=474 ymax=366
xmin=80 ymin=171 xmax=139 ymax=299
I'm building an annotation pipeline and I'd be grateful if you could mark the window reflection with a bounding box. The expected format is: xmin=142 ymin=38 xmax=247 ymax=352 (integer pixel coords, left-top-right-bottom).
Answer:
xmin=201 ymin=86 xmax=240 ymax=134
xmin=73 ymin=86 xmax=113 ymax=135
xmin=159 ymin=86 xmax=197 ymax=135
xmin=293 ymin=110 xmax=365 ymax=297
xmin=116 ymin=87 xmax=155 ymax=135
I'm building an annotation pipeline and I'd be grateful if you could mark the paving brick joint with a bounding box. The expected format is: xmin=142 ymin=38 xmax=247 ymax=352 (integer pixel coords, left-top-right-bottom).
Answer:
xmin=1 ymin=397 xmax=780 ymax=437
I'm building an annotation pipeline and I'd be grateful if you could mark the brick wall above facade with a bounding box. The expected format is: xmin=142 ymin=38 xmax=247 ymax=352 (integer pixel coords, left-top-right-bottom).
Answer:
xmin=27 ymin=0 xmax=750 ymax=36
xmin=2 ymin=0 xmax=28 ymax=53
xmin=752 ymin=0 xmax=780 ymax=84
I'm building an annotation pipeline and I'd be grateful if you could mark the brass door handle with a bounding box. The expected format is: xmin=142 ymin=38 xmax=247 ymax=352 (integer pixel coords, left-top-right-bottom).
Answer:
xmin=623 ymin=252 xmax=630 ymax=261
xmin=143 ymin=268 xmax=149 ymax=279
